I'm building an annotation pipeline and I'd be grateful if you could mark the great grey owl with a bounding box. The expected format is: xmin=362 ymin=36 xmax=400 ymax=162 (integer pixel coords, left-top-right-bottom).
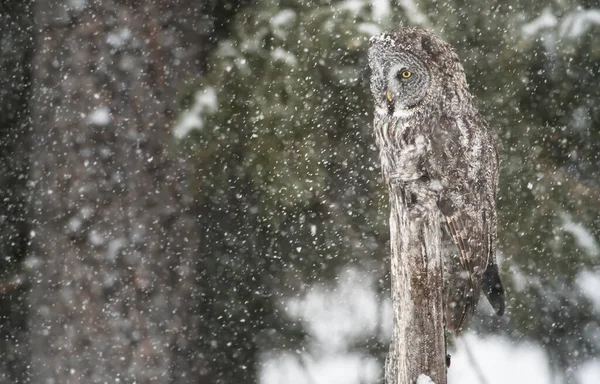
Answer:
xmin=368 ymin=28 xmax=505 ymax=333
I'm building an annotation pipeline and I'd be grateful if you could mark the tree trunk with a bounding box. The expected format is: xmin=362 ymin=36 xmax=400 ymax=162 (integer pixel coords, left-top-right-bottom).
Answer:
xmin=384 ymin=185 xmax=447 ymax=384
xmin=0 ymin=1 xmax=32 ymax=382
xmin=28 ymin=1 xmax=210 ymax=382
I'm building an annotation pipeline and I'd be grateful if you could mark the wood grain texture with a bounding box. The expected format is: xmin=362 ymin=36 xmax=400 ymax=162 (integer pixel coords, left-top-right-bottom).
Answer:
xmin=384 ymin=185 xmax=447 ymax=384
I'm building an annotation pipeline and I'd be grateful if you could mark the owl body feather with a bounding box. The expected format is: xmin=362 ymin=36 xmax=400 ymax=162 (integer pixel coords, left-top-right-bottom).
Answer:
xmin=369 ymin=28 xmax=505 ymax=333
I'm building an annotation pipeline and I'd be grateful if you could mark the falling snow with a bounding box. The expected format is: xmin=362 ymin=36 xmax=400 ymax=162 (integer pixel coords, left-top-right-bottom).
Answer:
xmin=0 ymin=1 xmax=599 ymax=383
xmin=88 ymin=106 xmax=112 ymax=126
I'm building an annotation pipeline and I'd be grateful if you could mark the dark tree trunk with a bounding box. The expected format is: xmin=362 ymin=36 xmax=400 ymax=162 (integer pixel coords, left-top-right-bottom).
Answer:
xmin=28 ymin=1 xmax=212 ymax=382
xmin=0 ymin=1 xmax=33 ymax=382
xmin=384 ymin=188 xmax=447 ymax=384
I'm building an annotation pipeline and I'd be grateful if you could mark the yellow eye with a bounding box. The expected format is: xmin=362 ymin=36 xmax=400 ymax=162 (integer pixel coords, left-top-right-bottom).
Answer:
xmin=400 ymin=70 xmax=412 ymax=79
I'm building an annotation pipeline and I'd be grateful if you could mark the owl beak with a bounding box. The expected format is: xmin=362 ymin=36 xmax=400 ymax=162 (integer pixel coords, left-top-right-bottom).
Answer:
xmin=386 ymin=89 xmax=393 ymax=102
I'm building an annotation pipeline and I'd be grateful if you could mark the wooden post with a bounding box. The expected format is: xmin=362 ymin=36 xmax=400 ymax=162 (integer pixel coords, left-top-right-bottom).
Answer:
xmin=384 ymin=184 xmax=447 ymax=384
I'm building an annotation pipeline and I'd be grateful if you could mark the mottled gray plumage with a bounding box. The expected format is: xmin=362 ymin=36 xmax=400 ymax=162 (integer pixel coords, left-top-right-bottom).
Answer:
xmin=368 ymin=28 xmax=505 ymax=333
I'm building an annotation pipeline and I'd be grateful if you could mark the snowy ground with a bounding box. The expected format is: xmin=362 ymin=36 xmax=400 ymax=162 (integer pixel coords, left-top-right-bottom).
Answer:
xmin=260 ymin=269 xmax=600 ymax=384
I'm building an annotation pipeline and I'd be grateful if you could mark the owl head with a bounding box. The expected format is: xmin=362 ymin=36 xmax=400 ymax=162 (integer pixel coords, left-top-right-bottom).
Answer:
xmin=368 ymin=28 xmax=468 ymax=118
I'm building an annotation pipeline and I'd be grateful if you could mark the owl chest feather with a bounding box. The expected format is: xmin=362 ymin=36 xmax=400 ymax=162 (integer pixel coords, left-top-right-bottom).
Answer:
xmin=374 ymin=112 xmax=483 ymax=212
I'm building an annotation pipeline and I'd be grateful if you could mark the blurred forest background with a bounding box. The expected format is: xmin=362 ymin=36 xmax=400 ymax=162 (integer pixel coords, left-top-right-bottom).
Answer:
xmin=0 ymin=0 xmax=599 ymax=383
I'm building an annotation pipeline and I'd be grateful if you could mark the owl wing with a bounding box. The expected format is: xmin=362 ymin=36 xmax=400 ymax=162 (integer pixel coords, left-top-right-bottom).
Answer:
xmin=437 ymin=196 xmax=482 ymax=332
xmin=480 ymin=143 xmax=506 ymax=316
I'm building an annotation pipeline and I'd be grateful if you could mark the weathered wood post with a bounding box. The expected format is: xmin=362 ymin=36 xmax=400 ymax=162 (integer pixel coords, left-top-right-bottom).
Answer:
xmin=383 ymin=184 xmax=447 ymax=383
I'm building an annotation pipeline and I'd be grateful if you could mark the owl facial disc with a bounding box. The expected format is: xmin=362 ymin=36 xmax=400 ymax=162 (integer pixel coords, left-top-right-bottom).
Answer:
xmin=368 ymin=37 xmax=431 ymax=117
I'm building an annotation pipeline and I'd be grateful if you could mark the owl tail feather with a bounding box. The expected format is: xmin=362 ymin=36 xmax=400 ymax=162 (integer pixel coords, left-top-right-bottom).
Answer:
xmin=482 ymin=263 xmax=505 ymax=316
